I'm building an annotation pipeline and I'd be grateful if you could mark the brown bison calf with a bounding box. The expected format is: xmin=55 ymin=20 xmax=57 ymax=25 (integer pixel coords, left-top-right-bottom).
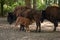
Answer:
xmin=15 ymin=16 xmax=32 ymax=32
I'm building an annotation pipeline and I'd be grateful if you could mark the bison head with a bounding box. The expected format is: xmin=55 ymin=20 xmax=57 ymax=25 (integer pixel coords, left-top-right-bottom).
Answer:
xmin=7 ymin=12 xmax=17 ymax=24
xmin=41 ymin=10 xmax=46 ymax=23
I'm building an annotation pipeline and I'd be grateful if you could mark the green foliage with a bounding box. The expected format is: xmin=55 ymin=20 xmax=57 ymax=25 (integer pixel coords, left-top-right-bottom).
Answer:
xmin=3 ymin=0 xmax=46 ymax=16
xmin=36 ymin=0 xmax=46 ymax=10
xmin=3 ymin=3 xmax=18 ymax=15
xmin=18 ymin=0 xmax=25 ymax=6
xmin=3 ymin=0 xmax=25 ymax=12
xmin=1 ymin=0 xmax=59 ymax=16
xmin=38 ymin=4 xmax=46 ymax=10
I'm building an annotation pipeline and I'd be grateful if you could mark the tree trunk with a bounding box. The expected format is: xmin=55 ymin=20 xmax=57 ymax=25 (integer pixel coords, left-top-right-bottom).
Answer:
xmin=48 ymin=0 xmax=51 ymax=5
xmin=1 ymin=0 xmax=4 ymax=16
xmin=54 ymin=0 xmax=57 ymax=4
xmin=25 ymin=0 xmax=31 ymax=8
xmin=45 ymin=0 xmax=48 ymax=7
xmin=58 ymin=0 xmax=60 ymax=7
xmin=33 ymin=0 xmax=36 ymax=9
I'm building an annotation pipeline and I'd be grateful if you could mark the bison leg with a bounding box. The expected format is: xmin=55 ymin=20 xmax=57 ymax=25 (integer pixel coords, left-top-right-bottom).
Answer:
xmin=53 ymin=20 xmax=58 ymax=31
xmin=41 ymin=17 xmax=45 ymax=23
xmin=36 ymin=20 xmax=41 ymax=32
xmin=15 ymin=17 xmax=20 ymax=27
xmin=38 ymin=22 xmax=41 ymax=32
xmin=20 ymin=24 xmax=25 ymax=31
xmin=25 ymin=25 xmax=30 ymax=32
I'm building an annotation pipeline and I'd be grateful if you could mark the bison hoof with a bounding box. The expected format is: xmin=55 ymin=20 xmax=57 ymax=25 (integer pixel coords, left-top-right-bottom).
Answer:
xmin=53 ymin=27 xmax=56 ymax=31
xmin=35 ymin=30 xmax=41 ymax=32
xmin=38 ymin=30 xmax=41 ymax=32
xmin=53 ymin=29 xmax=56 ymax=31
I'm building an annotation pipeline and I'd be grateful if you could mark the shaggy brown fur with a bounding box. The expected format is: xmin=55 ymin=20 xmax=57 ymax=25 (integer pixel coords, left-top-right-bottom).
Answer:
xmin=14 ymin=6 xmax=31 ymax=17
xmin=42 ymin=6 xmax=60 ymax=31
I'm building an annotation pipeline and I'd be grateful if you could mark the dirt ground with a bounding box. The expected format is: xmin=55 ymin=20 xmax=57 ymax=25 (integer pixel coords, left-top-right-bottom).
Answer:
xmin=0 ymin=17 xmax=60 ymax=40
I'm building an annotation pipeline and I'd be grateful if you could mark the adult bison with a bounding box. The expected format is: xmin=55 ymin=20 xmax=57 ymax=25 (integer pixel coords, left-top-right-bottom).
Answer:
xmin=7 ymin=12 xmax=25 ymax=31
xmin=41 ymin=6 xmax=60 ymax=31
xmin=8 ymin=6 xmax=42 ymax=32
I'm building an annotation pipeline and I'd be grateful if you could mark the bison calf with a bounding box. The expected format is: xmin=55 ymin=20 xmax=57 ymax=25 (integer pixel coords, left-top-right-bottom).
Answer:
xmin=15 ymin=16 xmax=32 ymax=32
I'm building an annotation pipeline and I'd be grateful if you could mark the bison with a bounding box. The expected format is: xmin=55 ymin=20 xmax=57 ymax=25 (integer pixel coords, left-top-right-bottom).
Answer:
xmin=15 ymin=16 xmax=33 ymax=32
xmin=7 ymin=12 xmax=25 ymax=31
xmin=41 ymin=6 xmax=60 ymax=31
